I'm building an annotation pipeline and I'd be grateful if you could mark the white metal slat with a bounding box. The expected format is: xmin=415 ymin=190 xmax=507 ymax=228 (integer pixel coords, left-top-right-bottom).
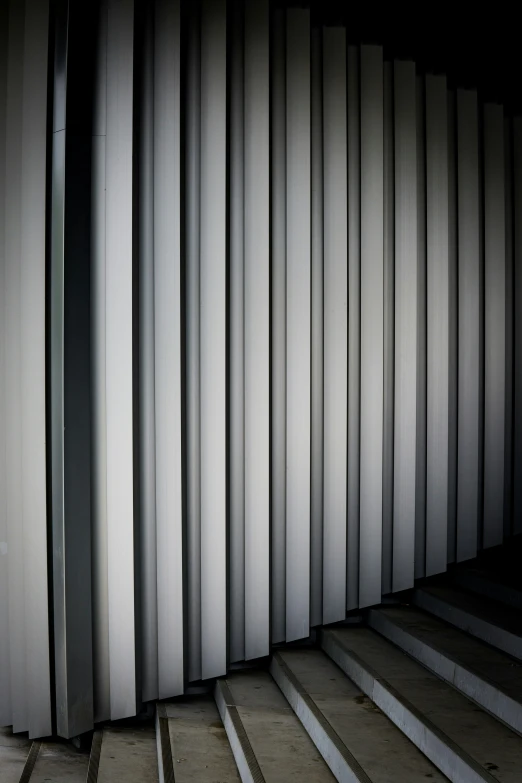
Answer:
xmin=229 ymin=0 xmax=245 ymax=665
xmin=4 ymin=0 xmax=26 ymax=734
xmin=347 ymin=45 xmax=361 ymax=611
xmin=392 ymin=61 xmax=418 ymax=593
xmin=105 ymin=0 xmax=136 ymax=719
xmin=244 ymin=0 xmax=270 ymax=659
xmin=382 ymin=59 xmax=394 ymax=597
xmin=511 ymin=118 xmax=522 ymax=536
xmin=456 ymin=90 xmax=482 ymax=562
xmin=154 ymin=0 xmax=184 ymax=699
xmin=504 ymin=118 xmax=514 ymax=539
xmin=21 ymin=0 xmax=52 ymax=738
xmin=322 ymin=26 xmax=348 ymax=624
xmin=310 ymin=25 xmax=323 ymax=629
xmin=91 ymin=0 xmax=110 ymax=723
xmin=483 ymin=103 xmax=506 ymax=549
xmin=0 ymin=0 xmax=10 ymax=729
xmin=414 ymin=74 xmax=427 ymax=580
xmin=200 ymin=0 xmax=227 ymax=677
xmin=139 ymin=0 xmax=158 ymax=703
xmin=359 ymin=45 xmax=384 ymax=608
xmin=425 ymin=75 xmax=450 ymax=577
xmin=271 ymin=8 xmax=287 ymax=643
xmin=285 ymin=8 xmax=311 ymax=640
xmin=186 ymin=3 xmax=202 ymax=681
xmin=447 ymin=88 xmax=458 ymax=564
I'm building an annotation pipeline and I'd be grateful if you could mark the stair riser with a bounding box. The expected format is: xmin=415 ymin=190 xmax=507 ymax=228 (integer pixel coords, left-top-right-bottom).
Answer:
xmin=322 ymin=632 xmax=496 ymax=783
xmin=369 ymin=609 xmax=522 ymax=735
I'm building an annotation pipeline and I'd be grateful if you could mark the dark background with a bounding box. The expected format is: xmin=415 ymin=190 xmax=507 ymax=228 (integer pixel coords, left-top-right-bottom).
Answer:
xmin=300 ymin=1 xmax=521 ymax=112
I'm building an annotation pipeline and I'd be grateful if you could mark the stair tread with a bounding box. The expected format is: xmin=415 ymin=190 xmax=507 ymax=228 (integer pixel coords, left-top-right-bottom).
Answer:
xmin=162 ymin=695 xmax=240 ymax=782
xmin=417 ymin=585 xmax=522 ymax=638
xmin=221 ymin=670 xmax=335 ymax=782
xmin=29 ymin=740 xmax=88 ymax=783
xmin=374 ymin=604 xmax=522 ymax=701
xmin=97 ymin=725 xmax=158 ymax=783
xmin=0 ymin=727 xmax=32 ymax=783
xmin=324 ymin=627 xmax=522 ymax=782
xmin=276 ymin=648 xmax=448 ymax=782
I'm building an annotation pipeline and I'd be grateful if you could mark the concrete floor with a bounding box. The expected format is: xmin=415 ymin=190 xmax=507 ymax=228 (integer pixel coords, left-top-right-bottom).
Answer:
xmin=0 ymin=726 xmax=31 ymax=783
xmin=29 ymin=740 xmax=89 ymax=783
xmin=97 ymin=725 xmax=158 ymax=783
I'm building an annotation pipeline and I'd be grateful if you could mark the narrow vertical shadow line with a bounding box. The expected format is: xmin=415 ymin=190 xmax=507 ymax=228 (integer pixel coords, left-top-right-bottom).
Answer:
xmin=86 ymin=730 xmax=103 ymax=783
xmin=18 ymin=742 xmax=42 ymax=783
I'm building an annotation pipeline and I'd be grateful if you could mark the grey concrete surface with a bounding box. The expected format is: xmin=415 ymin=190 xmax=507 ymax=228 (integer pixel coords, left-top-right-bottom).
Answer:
xmin=271 ymin=649 xmax=448 ymax=782
xmin=163 ymin=695 xmax=240 ymax=782
xmin=97 ymin=725 xmax=158 ymax=783
xmin=369 ymin=604 xmax=522 ymax=734
xmin=323 ymin=627 xmax=522 ymax=783
xmin=29 ymin=739 xmax=88 ymax=783
xmin=0 ymin=726 xmax=31 ymax=783
xmin=217 ymin=669 xmax=335 ymax=782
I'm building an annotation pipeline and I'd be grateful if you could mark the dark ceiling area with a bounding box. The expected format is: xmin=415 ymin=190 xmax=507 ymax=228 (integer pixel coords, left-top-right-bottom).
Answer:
xmin=286 ymin=1 xmax=521 ymax=111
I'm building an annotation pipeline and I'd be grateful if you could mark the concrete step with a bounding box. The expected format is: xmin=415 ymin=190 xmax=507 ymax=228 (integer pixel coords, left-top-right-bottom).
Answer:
xmin=93 ymin=724 xmax=158 ymax=783
xmin=215 ymin=669 xmax=335 ymax=782
xmin=156 ymin=695 xmax=240 ymax=783
xmin=414 ymin=586 xmax=522 ymax=661
xmin=322 ymin=626 xmax=522 ymax=783
xmin=452 ymin=569 xmax=522 ymax=612
xmin=23 ymin=738 xmax=88 ymax=783
xmin=0 ymin=727 xmax=34 ymax=783
xmin=270 ymin=648 xmax=448 ymax=782
xmin=369 ymin=605 xmax=522 ymax=735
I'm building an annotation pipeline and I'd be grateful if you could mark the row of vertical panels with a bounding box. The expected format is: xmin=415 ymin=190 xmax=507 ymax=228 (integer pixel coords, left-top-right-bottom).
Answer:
xmin=0 ymin=0 xmax=521 ymax=738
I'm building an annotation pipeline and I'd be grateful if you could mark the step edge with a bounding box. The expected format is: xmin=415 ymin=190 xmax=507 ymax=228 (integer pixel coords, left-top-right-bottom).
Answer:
xmin=270 ymin=652 xmax=371 ymax=783
xmin=155 ymin=705 xmax=175 ymax=783
xmin=214 ymin=679 xmax=265 ymax=783
xmin=86 ymin=729 xmax=103 ymax=783
xmin=18 ymin=740 xmax=42 ymax=783
xmin=321 ymin=629 xmax=498 ymax=783
xmin=369 ymin=608 xmax=522 ymax=736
